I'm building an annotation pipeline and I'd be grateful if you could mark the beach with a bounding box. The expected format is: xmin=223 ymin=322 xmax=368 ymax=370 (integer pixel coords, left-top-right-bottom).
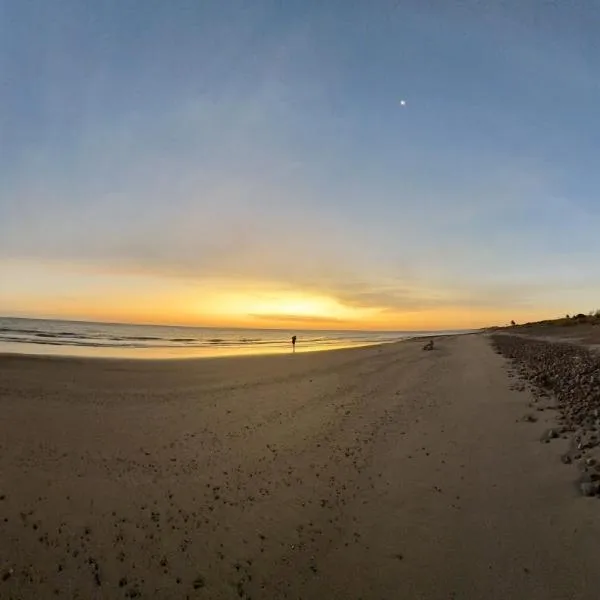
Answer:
xmin=2 ymin=334 xmax=600 ymax=599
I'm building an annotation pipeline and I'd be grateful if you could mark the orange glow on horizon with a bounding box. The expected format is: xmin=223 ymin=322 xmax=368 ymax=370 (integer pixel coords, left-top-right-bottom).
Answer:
xmin=2 ymin=297 xmax=545 ymax=332
xmin=0 ymin=259 xmax=563 ymax=331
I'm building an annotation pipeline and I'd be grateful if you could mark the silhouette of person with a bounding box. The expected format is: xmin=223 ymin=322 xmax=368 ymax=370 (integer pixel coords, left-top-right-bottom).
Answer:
xmin=292 ymin=335 xmax=297 ymax=353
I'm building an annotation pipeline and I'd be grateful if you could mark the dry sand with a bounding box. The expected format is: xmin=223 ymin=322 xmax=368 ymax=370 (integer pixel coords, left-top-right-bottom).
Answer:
xmin=503 ymin=324 xmax=600 ymax=352
xmin=1 ymin=334 xmax=600 ymax=599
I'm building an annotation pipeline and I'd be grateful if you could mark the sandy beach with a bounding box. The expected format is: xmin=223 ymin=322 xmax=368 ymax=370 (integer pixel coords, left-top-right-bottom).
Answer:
xmin=2 ymin=334 xmax=600 ymax=599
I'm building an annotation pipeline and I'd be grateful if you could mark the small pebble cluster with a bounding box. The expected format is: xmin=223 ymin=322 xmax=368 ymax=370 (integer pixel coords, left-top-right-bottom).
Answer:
xmin=492 ymin=334 xmax=600 ymax=496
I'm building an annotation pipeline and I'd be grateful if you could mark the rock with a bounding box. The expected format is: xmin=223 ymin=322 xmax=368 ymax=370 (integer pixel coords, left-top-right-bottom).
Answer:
xmin=578 ymin=460 xmax=592 ymax=473
xmin=540 ymin=428 xmax=560 ymax=442
xmin=193 ymin=575 xmax=205 ymax=590
xmin=581 ymin=481 xmax=599 ymax=497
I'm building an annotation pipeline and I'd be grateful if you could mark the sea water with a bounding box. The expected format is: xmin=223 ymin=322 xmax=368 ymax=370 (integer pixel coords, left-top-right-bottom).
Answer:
xmin=0 ymin=316 xmax=471 ymax=359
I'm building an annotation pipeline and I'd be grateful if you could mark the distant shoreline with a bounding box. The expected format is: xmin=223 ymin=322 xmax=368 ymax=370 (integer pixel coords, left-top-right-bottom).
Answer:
xmin=0 ymin=333 xmax=469 ymax=363
xmin=0 ymin=314 xmax=457 ymax=334
xmin=0 ymin=315 xmax=474 ymax=360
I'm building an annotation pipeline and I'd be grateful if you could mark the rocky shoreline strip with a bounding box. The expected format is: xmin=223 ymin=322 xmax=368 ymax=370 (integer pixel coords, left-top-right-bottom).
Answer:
xmin=491 ymin=334 xmax=600 ymax=497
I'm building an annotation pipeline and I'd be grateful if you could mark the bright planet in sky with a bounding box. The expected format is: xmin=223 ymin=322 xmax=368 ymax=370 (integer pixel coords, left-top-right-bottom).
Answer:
xmin=399 ymin=99 xmax=406 ymax=106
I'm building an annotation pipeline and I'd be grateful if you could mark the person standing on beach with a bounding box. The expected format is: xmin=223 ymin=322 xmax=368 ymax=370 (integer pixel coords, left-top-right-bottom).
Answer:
xmin=292 ymin=335 xmax=297 ymax=353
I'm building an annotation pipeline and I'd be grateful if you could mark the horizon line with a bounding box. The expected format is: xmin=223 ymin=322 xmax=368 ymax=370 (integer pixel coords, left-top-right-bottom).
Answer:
xmin=0 ymin=314 xmax=477 ymax=334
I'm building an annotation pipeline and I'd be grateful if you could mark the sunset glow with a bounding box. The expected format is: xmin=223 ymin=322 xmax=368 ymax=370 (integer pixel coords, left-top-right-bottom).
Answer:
xmin=0 ymin=259 xmax=571 ymax=331
xmin=3 ymin=2 xmax=600 ymax=331
xmin=212 ymin=290 xmax=377 ymax=324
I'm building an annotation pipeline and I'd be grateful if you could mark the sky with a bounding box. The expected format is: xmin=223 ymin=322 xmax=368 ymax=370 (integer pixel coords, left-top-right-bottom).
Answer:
xmin=2 ymin=0 xmax=600 ymax=330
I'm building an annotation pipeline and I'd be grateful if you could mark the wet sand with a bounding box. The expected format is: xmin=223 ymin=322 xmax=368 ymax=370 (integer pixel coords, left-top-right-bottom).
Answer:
xmin=2 ymin=335 xmax=600 ymax=599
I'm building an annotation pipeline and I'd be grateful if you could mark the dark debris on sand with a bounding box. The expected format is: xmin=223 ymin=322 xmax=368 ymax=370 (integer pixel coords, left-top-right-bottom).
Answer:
xmin=492 ymin=334 xmax=600 ymax=496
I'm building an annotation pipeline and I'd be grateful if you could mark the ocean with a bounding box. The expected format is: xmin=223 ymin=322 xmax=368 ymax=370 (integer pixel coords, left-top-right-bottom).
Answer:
xmin=0 ymin=317 xmax=471 ymax=359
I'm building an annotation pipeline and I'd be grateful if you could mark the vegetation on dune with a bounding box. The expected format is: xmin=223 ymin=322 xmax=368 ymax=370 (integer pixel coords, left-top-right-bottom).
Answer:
xmin=501 ymin=310 xmax=600 ymax=330
xmin=480 ymin=310 xmax=600 ymax=332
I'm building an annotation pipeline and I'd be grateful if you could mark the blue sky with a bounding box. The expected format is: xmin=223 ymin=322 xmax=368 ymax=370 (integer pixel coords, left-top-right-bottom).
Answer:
xmin=2 ymin=0 xmax=600 ymax=328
